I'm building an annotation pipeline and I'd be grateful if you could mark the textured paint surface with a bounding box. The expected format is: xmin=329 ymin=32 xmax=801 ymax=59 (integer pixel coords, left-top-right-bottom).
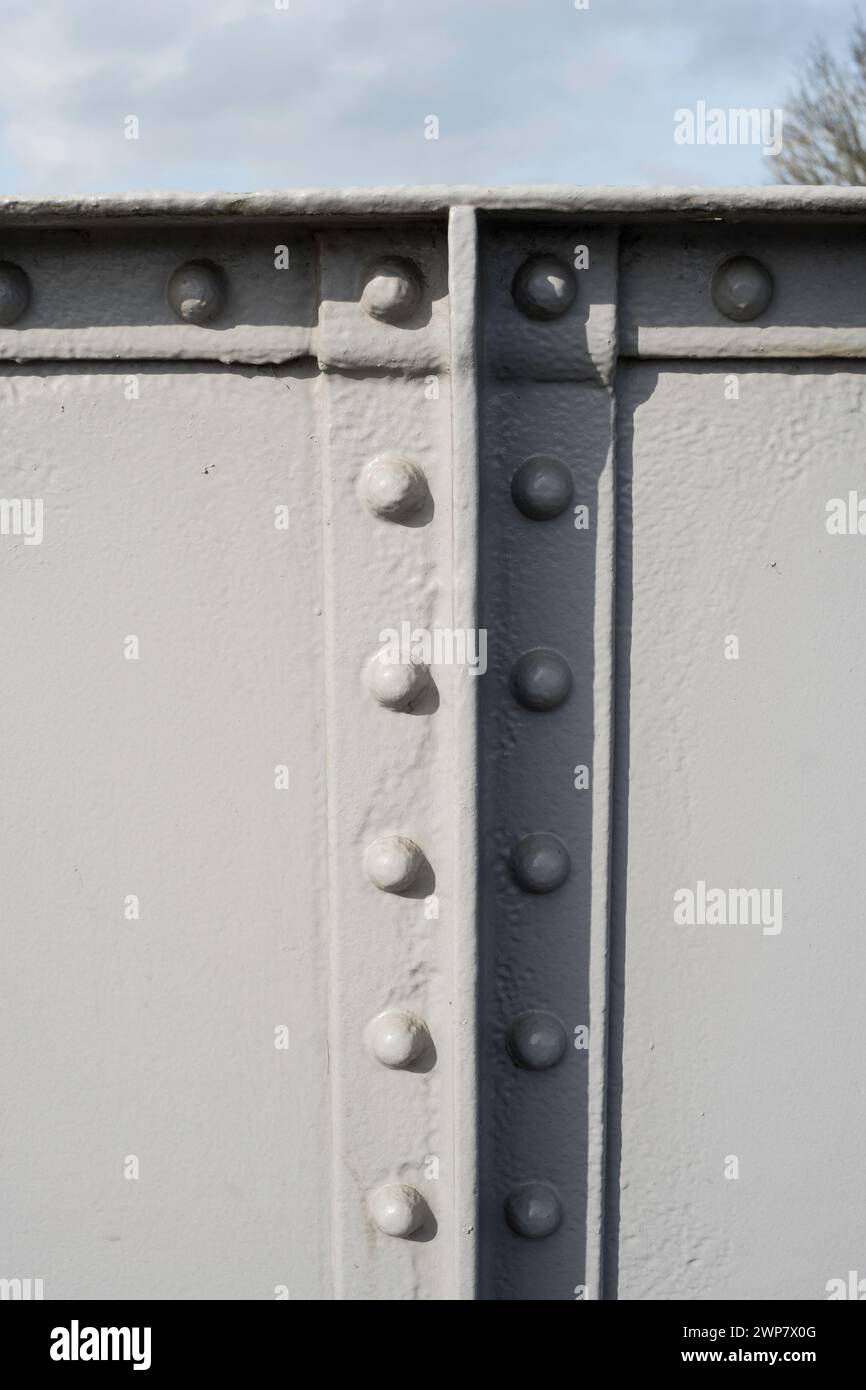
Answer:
xmin=611 ymin=363 xmax=866 ymax=1300
xmin=477 ymin=223 xmax=617 ymax=1300
xmin=0 ymin=215 xmax=475 ymax=1303
xmin=0 ymin=365 xmax=331 ymax=1298
xmin=621 ymin=226 xmax=866 ymax=358
xmin=4 ymin=193 xmax=866 ymax=1302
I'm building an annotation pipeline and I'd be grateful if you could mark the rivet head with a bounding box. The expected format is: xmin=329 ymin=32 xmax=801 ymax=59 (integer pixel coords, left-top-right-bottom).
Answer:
xmin=360 ymin=453 xmax=428 ymax=520
xmin=365 ymin=648 xmax=429 ymax=712
xmin=512 ymin=254 xmax=576 ymax=320
xmin=507 ymin=1011 xmax=567 ymax=1070
xmin=361 ymin=257 xmax=423 ymax=323
xmin=0 ymin=262 xmax=30 ymax=326
xmin=367 ymin=1010 xmax=431 ymax=1068
xmin=711 ymin=255 xmax=773 ymax=322
xmin=511 ymin=455 xmax=574 ymax=521
xmin=511 ymin=832 xmax=570 ymax=894
xmin=364 ymin=834 xmax=423 ymax=893
xmin=505 ymin=1182 xmax=562 ymax=1239
xmin=167 ymin=260 xmax=224 ymax=323
xmin=511 ymin=648 xmax=572 ymax=711
xmin=369 ymin=1183 xmax=426 ymax=1238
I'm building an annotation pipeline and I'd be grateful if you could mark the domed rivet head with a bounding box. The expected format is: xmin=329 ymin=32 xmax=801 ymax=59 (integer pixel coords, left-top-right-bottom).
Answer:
xmin=167 ymin=260 xmax=224 ymax=324
xmin=360 ymin=257 xmax=423 ymax=323
xmin=512 ymin=254 xmax=576 ymax=320
xmin=511 ymin=455 xmax=574 ymax=521
xmin=511 ymin=648 xmax=572 ymax=712
xmin=0 ymin=262 xmax=30 ymax=326
xmin=364 ymin=834 xmax=423 ymax=894
xmin=365 ymin=648 xmax=429 ymax=712
xmin=360 ymin=453 xmax=428 ymax=521
xmin=711 ymin=255 xmax=773 ymax=322
xmin=511 ymin=832 xmax=570 ymax=894
xmin=506 ymin=1011 xmax=568 ymax=1071
xmin=369 ymin=1183 xmax=426 ymax=1238
xmin=367 ymin=1010 xmax=431 ymax=1069
xmin=505 ymin=1182 xmax=562 ymax=1239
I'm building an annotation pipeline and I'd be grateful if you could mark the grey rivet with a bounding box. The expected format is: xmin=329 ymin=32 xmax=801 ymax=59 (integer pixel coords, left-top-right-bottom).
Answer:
xmin=511 ymin=455 xmax=574 ymax=521
xmin=369 ymin=1183 xmax=426 ymax=1238
xmin=507 ymin=1011 xmax=567 ymax=1070
xmin=360 ymin=453 xmax=427 ymax=520
xmin=711 ymin=255 xmax=773 ymax=322
xmin=361 ymin=257 xmax=422 ymax=323
xmin=511 ymin=832 xmax=570 ymax=894
xmin=511 ymin=648 xmax=572 ymax=711
xmin=512 ymin=254 xmax=576 ymax=320
xmin=505 ymin=1182 xmax=562 ymax=1239
xmin=367 ymin=1010 xmax=431 ymax=1068
xmin=365 ymin=648 xmax=429 ymax=712
xmin=364 ymin=834 xmax=423 ymax=893
xmin=0 ymin=262 xmax=30 ymax=326
xmin=167 ymin=260 xmax=224 ymax=323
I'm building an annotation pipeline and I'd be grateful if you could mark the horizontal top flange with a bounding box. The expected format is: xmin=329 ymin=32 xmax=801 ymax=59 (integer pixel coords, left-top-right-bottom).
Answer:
xmin=2 ymin=185 xmax=866 ymax=228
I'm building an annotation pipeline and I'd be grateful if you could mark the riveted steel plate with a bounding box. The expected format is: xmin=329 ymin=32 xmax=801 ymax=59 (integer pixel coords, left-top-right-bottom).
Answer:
xmin=0 ymin=227 xmax=317 ymax=362
xmin=0 ymin=363 xmax=331 ymax=1298
xmin=620 ymin=225 xmax=866 ymax=357
xmin=317 ymin=225 xmax=449 ymax=372
xmin=611 ymin=361 xmax=866 ymax=1300
xmin=1 ymin=188 xmax=866 ymax=1303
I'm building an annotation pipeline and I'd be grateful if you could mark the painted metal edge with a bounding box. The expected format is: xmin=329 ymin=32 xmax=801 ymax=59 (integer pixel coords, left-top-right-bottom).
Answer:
xmin=4 ymin=185 xmax=866 ymax=227
xmin=446 ymin=205 xmax=480 ymax=1301
xmin=583 ymin=267 xmax=620 ymax=1304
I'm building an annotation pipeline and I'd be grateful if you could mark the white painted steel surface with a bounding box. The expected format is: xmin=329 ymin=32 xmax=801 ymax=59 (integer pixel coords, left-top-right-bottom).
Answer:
xmin=1 ymin=189 xmax=863 ymax=1301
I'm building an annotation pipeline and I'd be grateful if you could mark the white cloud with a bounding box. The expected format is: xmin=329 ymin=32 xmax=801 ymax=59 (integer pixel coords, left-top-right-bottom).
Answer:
xmin=0 ymin=0 xmax=856 ymax=193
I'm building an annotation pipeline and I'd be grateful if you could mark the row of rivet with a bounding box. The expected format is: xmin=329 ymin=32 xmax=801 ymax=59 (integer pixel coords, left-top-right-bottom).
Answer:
xmin=508 ymin=249 xmax=775 ymax=325
xmin=490 ymin=246 xmax=771 ymax=1248
xmin=353 ymin=286 xmax=434 ymax=1242
xmin=0 ymin=255 xmax=426 ymax=327
xmin=482 ymin=258 xmax=583 ymax=1245
xmin=350 ymin=245 xmax=775 ymax=1256
xmin=0 ymin=251 xmax=771 ymax=330
xmin=494 ymin=247 xmax=775 ymax=1248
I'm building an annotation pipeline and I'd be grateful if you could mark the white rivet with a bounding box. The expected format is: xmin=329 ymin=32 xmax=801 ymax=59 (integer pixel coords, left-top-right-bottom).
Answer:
xmin=167 ymin=260 xmax=224 ymax=323
xmin=363 ymin=835 xmax=423 ymax=893
xmin=367 ymin=1010 xmax=431 ymax=1068
xmin=369 ymin=1183 xmax=426 ymax=1238
xmin=360 ymin=257 xmax=422 ymax=323
xmin=365 ymin=648 xmax=429 ymax=711
xmin=360 ymin=453 xmax=428 ymax=521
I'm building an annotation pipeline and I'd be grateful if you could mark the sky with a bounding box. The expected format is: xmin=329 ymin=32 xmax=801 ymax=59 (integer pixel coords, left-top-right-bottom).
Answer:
xmin=0 ymin=0 xmax=859 ymax=195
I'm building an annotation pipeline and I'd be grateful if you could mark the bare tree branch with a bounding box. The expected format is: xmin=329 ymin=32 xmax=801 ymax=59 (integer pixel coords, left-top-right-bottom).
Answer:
xmin=768 ymin=16 xmax=866 ymax=184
